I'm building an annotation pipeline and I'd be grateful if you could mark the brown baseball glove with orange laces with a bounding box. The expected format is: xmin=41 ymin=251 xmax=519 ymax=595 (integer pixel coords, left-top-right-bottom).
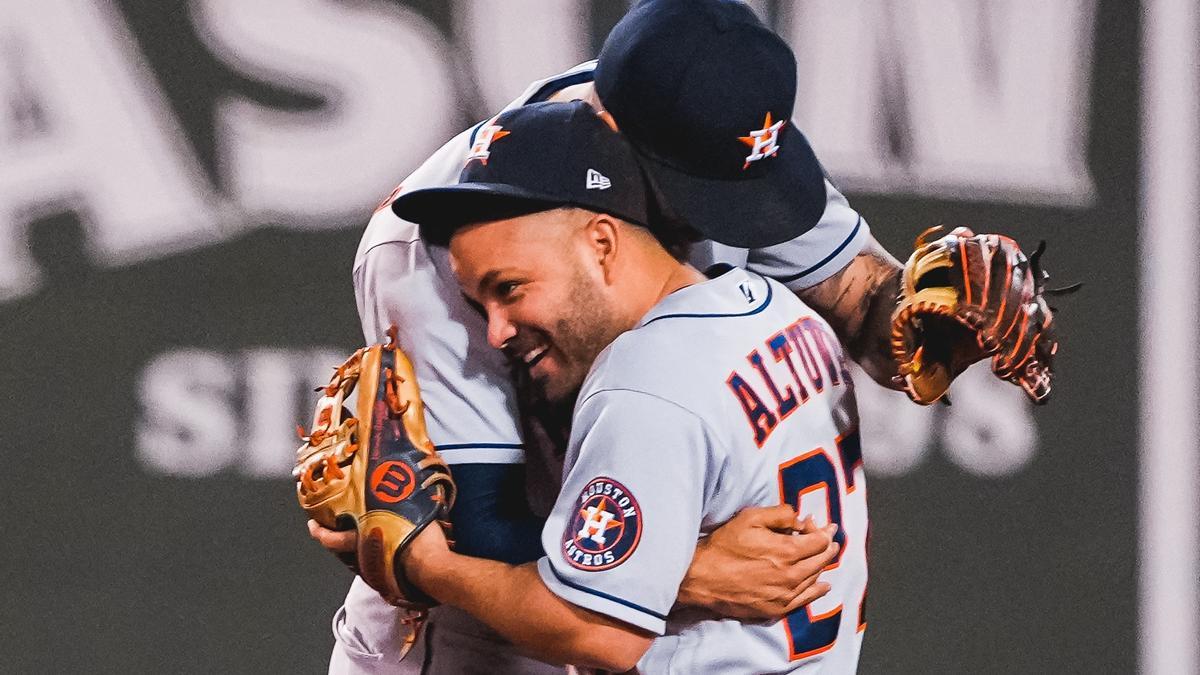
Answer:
xmin=891 ymin=226 xmax=1075 ymax=405
xmin=293 ymin=328 xmax=455 ymax=654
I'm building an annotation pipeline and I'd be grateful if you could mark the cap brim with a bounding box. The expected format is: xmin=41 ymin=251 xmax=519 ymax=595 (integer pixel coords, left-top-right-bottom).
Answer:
xmin=636 ymin=127 xmax=827 ymax=249
xmin=392 ymin=183 xmax=566 ymax=246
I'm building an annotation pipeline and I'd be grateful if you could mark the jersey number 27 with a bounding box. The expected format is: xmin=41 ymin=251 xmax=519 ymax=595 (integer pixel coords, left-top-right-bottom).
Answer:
xmin=777 ymin=430 xmax=867 ymax=660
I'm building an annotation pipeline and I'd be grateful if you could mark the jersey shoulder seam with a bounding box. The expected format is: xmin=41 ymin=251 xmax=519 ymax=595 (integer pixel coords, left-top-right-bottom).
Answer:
xmin=361 ymin=236 xmax=420 ymax=259
xmin=354 ymin=237 xmax=420 ymax=275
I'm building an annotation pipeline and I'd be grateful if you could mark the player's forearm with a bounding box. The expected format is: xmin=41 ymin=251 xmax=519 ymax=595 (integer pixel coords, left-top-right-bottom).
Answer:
xmin=409 ymin=551 xmax=652 ymax=671
xmin=798 ymin=236 xmax=904 ymax=389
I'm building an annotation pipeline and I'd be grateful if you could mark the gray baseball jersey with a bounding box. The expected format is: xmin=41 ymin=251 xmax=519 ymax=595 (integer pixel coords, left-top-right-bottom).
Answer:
xmin=538 ymin=267 xmax=868 ymax=674
xmin=332 ymin=61 xmax=870 ymax=674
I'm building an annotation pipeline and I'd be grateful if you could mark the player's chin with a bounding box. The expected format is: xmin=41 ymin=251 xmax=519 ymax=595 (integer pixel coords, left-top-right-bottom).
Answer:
xmin=532 ymin=371 xmax=566 ymax=404
xmin=535 ymin=359 xmax=583 ymax=405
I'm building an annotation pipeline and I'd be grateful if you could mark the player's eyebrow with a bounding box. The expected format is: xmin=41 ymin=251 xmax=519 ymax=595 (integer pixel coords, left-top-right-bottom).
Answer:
xmin=476 ymin=270 xmax=501 ymax=297
xmin=476 ymin=268 xmax=520 ymax=297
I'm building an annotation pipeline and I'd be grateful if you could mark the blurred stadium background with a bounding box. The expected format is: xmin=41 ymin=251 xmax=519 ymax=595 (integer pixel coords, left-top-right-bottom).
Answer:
xmin=2 ymin=1 xmax=1193 ymax=672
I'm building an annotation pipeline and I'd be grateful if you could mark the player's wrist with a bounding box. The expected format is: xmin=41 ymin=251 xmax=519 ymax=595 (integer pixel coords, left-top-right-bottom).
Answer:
xmin=402 ymin=527 xmax=455 ymax=596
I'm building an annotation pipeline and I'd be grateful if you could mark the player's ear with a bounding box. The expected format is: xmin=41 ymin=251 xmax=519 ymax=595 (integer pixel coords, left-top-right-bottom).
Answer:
xmin=582 ymin=212 xmax=620 ymax=283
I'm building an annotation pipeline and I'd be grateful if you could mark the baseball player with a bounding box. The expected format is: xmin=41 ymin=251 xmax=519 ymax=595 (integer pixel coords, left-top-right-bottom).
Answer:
xmin=389 ymin=98 xmax=867 ymax=673
xmin=325 ymin=4 xmax=881 ymax=672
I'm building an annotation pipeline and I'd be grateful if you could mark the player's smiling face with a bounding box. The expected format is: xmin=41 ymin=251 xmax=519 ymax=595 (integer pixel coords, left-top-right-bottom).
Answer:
xmin=449 ymin=207 xmax=623 ymax=404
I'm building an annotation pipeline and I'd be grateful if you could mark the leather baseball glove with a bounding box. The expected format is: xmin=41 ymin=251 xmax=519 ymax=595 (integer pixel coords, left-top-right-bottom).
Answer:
xmin=890 ymin=226 xmax=1074 ymax=405
xmin=293 ymin=328 xmax=455 ymax=639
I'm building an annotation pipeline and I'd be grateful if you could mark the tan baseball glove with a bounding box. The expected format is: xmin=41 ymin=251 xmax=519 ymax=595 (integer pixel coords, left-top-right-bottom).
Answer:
xmin=891 ymin=226 xmax=1074 ymax=405
xmin=293 ymin=328 xmax=455 ymax=650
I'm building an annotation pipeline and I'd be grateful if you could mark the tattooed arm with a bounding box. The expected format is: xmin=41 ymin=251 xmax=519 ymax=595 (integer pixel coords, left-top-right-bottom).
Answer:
xmin=797 ymin=235 xmax=904 ymax=389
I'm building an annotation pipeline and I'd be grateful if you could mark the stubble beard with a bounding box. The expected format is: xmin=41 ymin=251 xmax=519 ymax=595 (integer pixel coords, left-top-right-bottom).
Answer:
xmin=539 ymin=270 xmax=622 ymax=406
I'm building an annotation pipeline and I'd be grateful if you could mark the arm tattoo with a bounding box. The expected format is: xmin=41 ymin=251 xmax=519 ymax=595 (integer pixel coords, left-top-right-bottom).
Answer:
xmin=797 ymin=240 xmax=904 ymax=388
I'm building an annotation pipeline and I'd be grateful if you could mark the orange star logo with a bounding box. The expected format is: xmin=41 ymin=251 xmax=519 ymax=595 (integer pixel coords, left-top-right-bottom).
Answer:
xmin=578 ymin=497 xmax=624 ymax=528
xmin=465 ymin=119 xmax=511 ymax=166
xmin=578 ymin=497 xmax=622 ymax=539
xmin=738 ymin=112 xmax=786 ymax=169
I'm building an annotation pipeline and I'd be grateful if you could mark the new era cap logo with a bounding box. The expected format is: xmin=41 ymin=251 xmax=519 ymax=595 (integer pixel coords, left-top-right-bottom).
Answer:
xmin=738 ymin=112 xmax=786 ymax=169
xmin=586 ymin=169 xmax=611 ymax=190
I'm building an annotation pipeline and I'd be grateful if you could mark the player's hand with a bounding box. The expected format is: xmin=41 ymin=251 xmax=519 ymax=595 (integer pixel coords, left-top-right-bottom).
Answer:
xmin=677 ymin=504 xmax=839 ymax=620
xmin=398 ymin=520 xmax=454 ymax=594
xmin=309 ymin=517 xmax=451 ymax=600
xmin=308 ymin=518 xmax=451 ymax=559
xmin=307 ymin=519 xmax=357 ymax=553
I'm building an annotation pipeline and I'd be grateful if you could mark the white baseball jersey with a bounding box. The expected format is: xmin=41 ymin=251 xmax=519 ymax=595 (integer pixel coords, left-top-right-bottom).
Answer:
xmin=538 ymin=266 xmax=868 ymax=674
xmin=333 ymin=61 xmax=871 ymax=674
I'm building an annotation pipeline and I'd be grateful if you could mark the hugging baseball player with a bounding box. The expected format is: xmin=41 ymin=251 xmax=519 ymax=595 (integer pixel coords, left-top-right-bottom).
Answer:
xmin=388 ymin=98 xmax=867 ymax=672
xmin=300 ymin=1 xmax=1064 ymax=673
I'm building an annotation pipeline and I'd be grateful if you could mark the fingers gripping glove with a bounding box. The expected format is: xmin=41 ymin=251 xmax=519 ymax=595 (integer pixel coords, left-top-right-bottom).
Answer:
xmin=890 ymin=226 xmax=1064 ymax=405
xmin=293 ymin=329 xmax=456 ymax=639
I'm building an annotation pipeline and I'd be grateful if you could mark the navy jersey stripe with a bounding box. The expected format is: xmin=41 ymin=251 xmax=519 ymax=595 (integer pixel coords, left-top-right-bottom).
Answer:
xmin=772 ymin=215 xmax=863 ymax=284
xmin=546 ymin=562 xmax=668 ymax=621
xmin=641 ymin=276 xmax=774 ymax=326
xmin=436 ymin=442 xmax=524 ymax=451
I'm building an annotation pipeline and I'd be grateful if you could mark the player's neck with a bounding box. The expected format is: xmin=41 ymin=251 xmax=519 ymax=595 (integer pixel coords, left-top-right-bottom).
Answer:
xmin=656 ymin=261 xmax=706 ymax=302
xmin=623 ymin=254 xmax=705 ymax=326
xmin=607 ymin=223 xmax=705 ymax=328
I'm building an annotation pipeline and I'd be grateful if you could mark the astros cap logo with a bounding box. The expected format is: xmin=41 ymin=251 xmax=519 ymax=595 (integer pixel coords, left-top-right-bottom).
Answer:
xmin=465 ymin=117 xmax=511 ymax=166
xmin=562 ymin=477 xmax=642 ymax=571
xmin=738 ymin=112 xmax=786 ymax=169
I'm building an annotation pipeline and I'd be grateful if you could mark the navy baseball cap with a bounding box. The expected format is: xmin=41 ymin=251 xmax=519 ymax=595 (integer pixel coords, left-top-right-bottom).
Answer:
xmin=594 ymin=0 xmax=827 ymax=249
xmin=393 ymin=101 xmax=649 ymax=246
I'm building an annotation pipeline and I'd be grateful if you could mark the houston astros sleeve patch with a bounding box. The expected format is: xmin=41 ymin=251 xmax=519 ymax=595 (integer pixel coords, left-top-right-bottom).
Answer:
xmin=563 ymin=477 xmax=643 ymax=571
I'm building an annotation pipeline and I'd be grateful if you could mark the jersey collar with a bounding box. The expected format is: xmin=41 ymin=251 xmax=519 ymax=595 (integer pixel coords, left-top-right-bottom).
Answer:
xmin=636 ymin=266 xmax=773 ymax=328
